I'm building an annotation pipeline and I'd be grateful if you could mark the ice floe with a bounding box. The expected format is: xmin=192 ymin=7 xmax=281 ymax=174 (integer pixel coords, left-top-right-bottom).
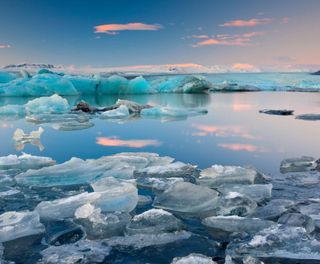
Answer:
xmin=171 ymin=253 xmax=217 ymax=264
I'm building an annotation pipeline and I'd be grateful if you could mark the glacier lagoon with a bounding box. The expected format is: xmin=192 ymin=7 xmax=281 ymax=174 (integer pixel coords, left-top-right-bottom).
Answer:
xmin=0 ymin=72 xmax=320 ymax=263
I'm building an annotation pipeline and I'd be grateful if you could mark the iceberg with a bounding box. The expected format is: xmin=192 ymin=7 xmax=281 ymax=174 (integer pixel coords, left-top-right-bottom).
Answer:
xmin=171 ymin=253 xmax=217 ymax=264
xmin=65 ymin=75 xmax=99 ymax=95
xmin=226 ymin=225 xmax=320 ymax=261
xmin=202 ymin=216 xmax=276 ymax=241
xmin=39 ymin=239 xmax=111 ymax=264
xmin=75 ymin=203 xmax=131 ymax=239
xmin=0 ymin=211 xmax=45 ymax=242
xmin=0 ymin=71 xmax=17 ymax=84
xmin=0 ymin=73 xmax=78 ymax=97
xmin=126 ymin=209 xmax=183 ymax=235
xmin=153 ymin=182 xmax=219 ymax=215
xmin=100 ymin=105 xmax=130 ymax=119
xmin=25 ymin=94 xmax=70 ymax=114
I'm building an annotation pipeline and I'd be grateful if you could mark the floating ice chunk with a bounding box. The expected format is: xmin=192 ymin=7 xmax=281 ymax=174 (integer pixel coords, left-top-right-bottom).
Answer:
xmin=210 ymin=82 xmax=260 ymax=92
xmin=296 ymin=200 xmax=320 ymax=229
xmin=100 ymin=105 xmax=130 ymax=119
xmin=35 ymin=192 xmax=101 ymax=220
xmin=0 ymin=105 xmax=25 ymax=120
xmin=171 ymin=253 xmax=217 ymax=264
xmin=137 ymin=195 xmax=152 ymax=207
xmin=153 ymin=182 xmax=219 ymax=215
xmin=136 ymin=177 xmax=185 ymax=192
xmin=259 ymin=109 xmax=294 ymax=115
xmin=0 ymin=153 xmax=55 ymax=170
xmin=226 ymin=225 xmax=320 ymax=260
xmin=0 ymin=211 xmax=45 ymax=242
xmin=13 ymin=127 xmax=44 ymax=151
xmin=91 ymin=177 xmax=138 ymax=212
xmin=277 ymin=213 xmax=315 ymax=233
xmin=280 ymin=156 xmax=317 ymax=173
xmin=250 ymin=199 xmax=295 ymax=221
xmin=26 ymin=113 xmax=90 ymax=125
xmin=202 ymin=216 xmax=276 ymax=241
xmin=217 ymin=184 xmax=272 ymax=204
xmin=214 ymin=192 xmax=257 ymax=216
xmin=0 ymin=188 xmax=20 ymax=198
xmin=134 ymin=161 xmax=197 ymax=179
xmin=44 ymin=220 xmax=85 ymax=245
xmin=126 ymin=209 xmax=183 ymax=235
xmin=39 ymin=240 xmax=111 ymax=264
xmin=75 ymin=203 xmax=131 ymax=239
xmin=25 ymin=94 xmax=70 ymax=114
xmin=114 ymin=99 xmax=151 ymax=113
xmin=296 ymin=113 xmax=320 ymax=121
xmin=198 ymin=165 xmax=266 ymax=188
xmin=104 ymin=230 xmax=192 ymax=249
xmin=141 ymin=106 xmax=208 ymax=121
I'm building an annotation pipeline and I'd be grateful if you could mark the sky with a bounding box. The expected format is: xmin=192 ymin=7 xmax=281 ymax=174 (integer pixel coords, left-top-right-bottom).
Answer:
xmin=0 ymin=0 xmax=319 ymax=71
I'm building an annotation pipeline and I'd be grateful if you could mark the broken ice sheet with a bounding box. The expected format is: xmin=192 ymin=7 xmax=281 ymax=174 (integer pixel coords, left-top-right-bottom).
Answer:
xmin=171 ymin=253 xmax=217 ymax=264
xmin=280 ymin=156 xmax=318 ymax=173
xmin=13 ymin=127 xmax=44 ymax=151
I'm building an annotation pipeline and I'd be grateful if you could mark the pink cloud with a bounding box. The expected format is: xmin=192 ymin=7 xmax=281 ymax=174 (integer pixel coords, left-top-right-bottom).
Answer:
xmin=192 ymin=31 xmax=265 ymax=48
xmin=191 ymin=35 xmax=209 ymax=39
xmin=282 ymin=17 xmax=290 ymax=24
xmin=192 ymin=124 xmax=256 ymax=139
xmin=96 ymin=136 xmax=161 ymax=148
xmin=220 ymin=18 xmax=273 ymax=27
xmin=94 ymin=23 xmax=162 ymax=34
xmin=232 ymin=103 xmax=253 ymax=112
xmin=0 ymin=44 xmax=10 ymax=49
xmin=218 ymin=143 xmax=267 ymax=152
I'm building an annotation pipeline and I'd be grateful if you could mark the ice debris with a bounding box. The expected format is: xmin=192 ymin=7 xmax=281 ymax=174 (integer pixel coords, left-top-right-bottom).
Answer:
xmin=25 ymin=94 xmax=70 ymax=114
xmin=259 ymin=109 xmax=294 ymax=115
xmin=0 ymin=210 xmax=45 ymax=242
xmin=171 ymin=253 xmax=217 ymax=264
xmin=13 ymin=127 xmax=44 ymax=151
xmin=280 ymin=156 xmax=318 ymax=173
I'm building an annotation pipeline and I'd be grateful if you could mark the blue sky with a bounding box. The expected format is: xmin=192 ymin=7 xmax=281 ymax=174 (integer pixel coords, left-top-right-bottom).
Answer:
xmin=0 ymin=0 xmax=319 ymax=69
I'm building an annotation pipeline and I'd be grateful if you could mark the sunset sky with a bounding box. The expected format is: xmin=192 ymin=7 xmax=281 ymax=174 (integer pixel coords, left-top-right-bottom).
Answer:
xmin=0 ymin=0 xmax=319 ymax=70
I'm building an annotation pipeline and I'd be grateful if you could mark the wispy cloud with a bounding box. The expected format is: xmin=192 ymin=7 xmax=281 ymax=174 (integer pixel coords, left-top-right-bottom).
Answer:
xmin=191 ymin=35 xmax=209 ymax=39
xmin=218 ymin=143 xmax=267 ymax=152
xmin=192 ymin=124 xmax=256 ymax=139
xmin=0 ymin=44 xmax=11 ymax=49
xmin=94 ymin=23 xmax=162 ymax=35
xmin=220 ymin=18 xmax=273 ymax=27
xmin=96 ymin=136 xmax=161 ymax=148
xmin=192 ymin=31 xmax=265 ymax=47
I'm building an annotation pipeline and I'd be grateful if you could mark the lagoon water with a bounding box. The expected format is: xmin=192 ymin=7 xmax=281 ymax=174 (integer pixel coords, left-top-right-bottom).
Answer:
xmin=1 ymin=72 xmax=320 ymax=263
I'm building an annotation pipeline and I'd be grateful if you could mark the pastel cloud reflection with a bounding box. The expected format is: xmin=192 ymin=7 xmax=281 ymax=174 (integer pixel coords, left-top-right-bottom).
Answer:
xmin=192 ymin=124 xmax=256 ymax=139
xmin=218 ymin=143 xmax=267 ymax=153
xmin=96 ymin=136 xmax=161 ymax=148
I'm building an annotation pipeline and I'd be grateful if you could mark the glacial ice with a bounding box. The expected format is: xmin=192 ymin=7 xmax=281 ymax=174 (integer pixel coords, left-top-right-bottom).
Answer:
xmin=0 ymin=72 xmax=17 ymax=84
xmin=277 ymin=213 xmax=315 ymax=233
xmin=136 ymin=177 xmax=185 ymax=192
xmin=0 ymin=153 xmax=55 ymax=171
xmin=39 ymin=239 xmax=111 ymax=264
xmin=153 ymin=182 xmax=219 ymax=215
xmin=0 ymin=210 xmax=45 ymax=242
xmin=171 ymin=253 xmax=217 ymax=264
xmin=0 ymin=105 xmax=25 ymax=120
xmin=100 ymin=105 xmax=130 ymax=119
xmin=280 ymin=156 xmax=317 ymax=173
xmin=134 ymin=161 xmax=197 ymax=179
xmin=126 ymin=209 xmax=183 ymax=235
xmin=216 ymin=184 xmax=272 ymax=204
xmin=75 ymin=204 xmax=131 ymax=239
xmin=104 ymin=230 xmax=192 ymax=249
xmin=65 ymin=75 xmax=99 ymax=95
xmin=226 ymin=225 xmax=320 ymax=260
xmin=198 ymin=165 xmax=268 ymax=188
xmin=90 ymin=177 xmax=138 ymax=213
xmin=25 ymin=94 xmax=70 ymax=114
xmin=202 ymin=216 xmax=276 ymax=241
